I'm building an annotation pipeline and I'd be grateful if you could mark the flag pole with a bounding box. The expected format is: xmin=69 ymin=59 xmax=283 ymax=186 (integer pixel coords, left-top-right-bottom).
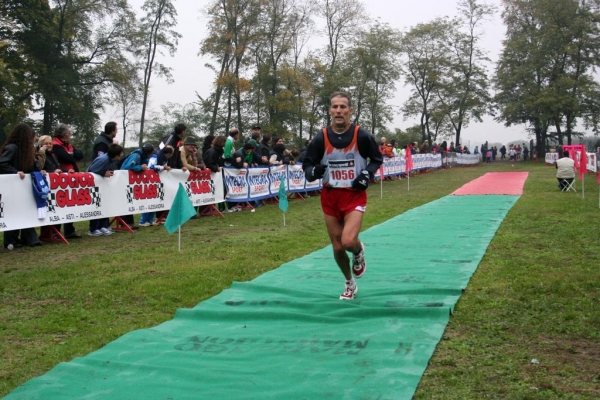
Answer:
xmin=283 ymin=212 xmax=286 ymax=227
xmin=178 ymin=226 xmax=181 ymax=252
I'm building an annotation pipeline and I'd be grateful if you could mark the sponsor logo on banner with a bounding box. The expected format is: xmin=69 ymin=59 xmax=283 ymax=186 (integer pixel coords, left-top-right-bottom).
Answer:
xmin=247 ymin=171 xmax=269 ymax=193
xmin=47 ymin=172 xmax=99 ymax=212
xmin=224 ymin=170 xmax=247 ymax=195
xmin=126 ymin=170 xmax=165 ymax=203
xmin=184 ymin=169 xmax=215 ymax=196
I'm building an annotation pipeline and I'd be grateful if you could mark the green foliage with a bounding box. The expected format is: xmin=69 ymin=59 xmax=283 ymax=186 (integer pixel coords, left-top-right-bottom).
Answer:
xmin=495 ymin=0 xmax=600 ymax=155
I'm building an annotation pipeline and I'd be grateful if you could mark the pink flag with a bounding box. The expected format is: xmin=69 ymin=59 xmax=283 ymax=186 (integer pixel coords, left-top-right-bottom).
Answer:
xmin=405 ymin=146 xmax=414 ymax=174
xmin=579 ymin=148 xmax=587 ymax=181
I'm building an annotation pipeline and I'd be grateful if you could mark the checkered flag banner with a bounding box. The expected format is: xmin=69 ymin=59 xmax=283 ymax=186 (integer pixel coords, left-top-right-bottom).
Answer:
xmin=47 ymin=192 xmax=57 ymax=213
xmin=184 ymin=182 xmax=193 ymax=197
xmin=209 ymin=180 xmax=215 ymax=195
xmin=0 ymin=194 xmax=4 ymax=218
xmin=157 ymin=183 xmax=165 ymax=201
xmin=126 ymin=185 xmax=134 ymax=204
xmin=91 ymin=187 xmax=101 ymax=207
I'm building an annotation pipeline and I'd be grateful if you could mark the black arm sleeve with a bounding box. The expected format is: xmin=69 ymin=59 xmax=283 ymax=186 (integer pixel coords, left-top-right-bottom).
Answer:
xmin=301 ymin=131 xmax=325 ymax=174
xmin=0 ymin=145 xmax=18 ymax=174
xmin=357 ymin=129 xmax=383 ymax=179
xmin=52 ymin=145 xmax=79 ymax=166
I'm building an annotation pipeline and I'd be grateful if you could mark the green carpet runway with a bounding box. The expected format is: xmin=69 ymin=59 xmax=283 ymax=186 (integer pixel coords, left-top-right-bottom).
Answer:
xmin=7 ymin=195 xmax=520 ymax=400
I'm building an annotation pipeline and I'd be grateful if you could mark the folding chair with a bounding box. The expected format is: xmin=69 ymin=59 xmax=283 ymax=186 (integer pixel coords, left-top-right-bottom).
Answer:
xmin=559 ymin=178 xmax=576 ymax=192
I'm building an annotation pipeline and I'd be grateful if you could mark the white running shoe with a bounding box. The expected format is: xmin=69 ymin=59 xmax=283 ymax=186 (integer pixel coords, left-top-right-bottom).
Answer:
xmin=339 ymin=281 xmax=358 ymax=300
xmin=88 ymin=230 xmax=103 ymax=237
xmin=352 ymin=243 xmax=366 ymax=279
xmin=99 ymin=227 xmax=114 ymax=235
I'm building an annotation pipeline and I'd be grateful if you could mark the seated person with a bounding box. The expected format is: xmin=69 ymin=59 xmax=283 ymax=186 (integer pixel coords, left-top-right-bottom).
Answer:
xmin=555 ymin=150 xmax=575 ymax=190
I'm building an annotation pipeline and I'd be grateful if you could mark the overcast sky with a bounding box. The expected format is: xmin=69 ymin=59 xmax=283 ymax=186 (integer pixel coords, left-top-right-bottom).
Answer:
xmin=116 ymin=0 xmax=528 ymax=147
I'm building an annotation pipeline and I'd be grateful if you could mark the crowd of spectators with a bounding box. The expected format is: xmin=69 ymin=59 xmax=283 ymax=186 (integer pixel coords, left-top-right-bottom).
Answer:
xmin=1 ymin=120 xmax=537 ymax=250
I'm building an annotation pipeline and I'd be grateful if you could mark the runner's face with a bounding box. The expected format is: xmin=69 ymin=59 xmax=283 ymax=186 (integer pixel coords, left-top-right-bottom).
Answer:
xmin=329 ymin=96 xmax=352 ymax=131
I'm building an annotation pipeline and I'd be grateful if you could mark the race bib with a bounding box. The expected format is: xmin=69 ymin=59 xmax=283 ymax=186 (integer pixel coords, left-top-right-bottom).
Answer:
xmin=327 ymin=160 xmax=355 ymax=188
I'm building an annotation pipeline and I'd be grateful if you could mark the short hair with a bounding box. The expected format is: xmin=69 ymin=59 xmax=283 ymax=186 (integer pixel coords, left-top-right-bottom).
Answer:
xmin=563 ymin=151 xmax=570 ymax=157
xmin=105 ymin=121 xmax=117 ymax=135
xmin=162 ymin=145 xmax=174 ymax=155
xmin=243 ymin=143 xmax=256 ymax=151
xmin=213 ymin=135 xmax=227 ymax=148
xmin=251 ymin=131 xmax=261 ymax=140
xmin=229 ymin=127 xmax=239 ymax=137
xmin=107 ymin=143 xmax=123 ymax=158
xmin=54 ymin=123 xmax=71 ymax=138
xmin=262 ymin=134 xmax=271 ymax=143
xmin=38 ymin=135 xmax=52 ymax=146
xmin=330 ymin=91 xmax=352 ymax=107
xmin=174 ymin=123 xmax=187 ymax=135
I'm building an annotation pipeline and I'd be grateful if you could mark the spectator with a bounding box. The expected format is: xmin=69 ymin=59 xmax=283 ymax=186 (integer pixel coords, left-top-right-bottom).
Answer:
xmin=202 ymin=135 xmax=215 ymax=158
xmin=232 ymin=143 xmax=260 ymax=168
xmin=556 ymin=150 xmax=575 ymax=190
xmin=224 ymin=127 xmax=240 ymax=166
xmin=36 ymin=135 xmax=62 ymax=174
xmin=284 ymin=149 xmax=300 ymax=165
xmin=258 ymin=134 xmax=272 ymax=165
xmin=486 ymin=148 xmax=492 ymax=163
xmin=523 ymin=145 xmax=529 ymax=161
xmin=180 ymin=136 xmax=205 ymax=171
xmin=380 ymin=139 xmax=394 ymax=158
xmin=298 ymin=139 xmax=311 ymax=163
xmin=420 ymin=140 xmax=430 ymax=154
xmin=204 ymin=135 xmax=226 ymax=173
xmin=269 ymin=143 xmax=286 ymax=165
xmin=92 ymin=121 xmax=118 ymax=160
xmin=500 ymin=145 xmax=507 ymax=160
xmin=1 ymin=123 xmax=44 ymax=248
xmin=119 ymin=143 xmax=155 ymax=228
xmin=87 ymin=143 xmax=124 ymax=236
xmin=140 ymin=146 xmax=174 ymax=227
xmin=474 ymin=145 xmax=479 ymax=157
xmin=52 ymin=123 xmax=83 ymax=239
xmin=509 ymin=146 xmax=517 ymax=162
xmin=160 ymin=123 xmax=186 ymax=168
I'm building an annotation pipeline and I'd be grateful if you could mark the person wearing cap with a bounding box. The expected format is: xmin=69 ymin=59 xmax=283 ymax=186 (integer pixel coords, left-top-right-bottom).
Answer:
xmin=180 ymin=136 xmax=206 ymax=171
xmin=119 ymin=143 xmax=155 ymax=228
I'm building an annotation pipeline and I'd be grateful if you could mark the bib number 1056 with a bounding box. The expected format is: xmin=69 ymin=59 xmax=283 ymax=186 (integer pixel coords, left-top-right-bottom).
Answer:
xmin=330 ymin=169 xmax=355 ymax=180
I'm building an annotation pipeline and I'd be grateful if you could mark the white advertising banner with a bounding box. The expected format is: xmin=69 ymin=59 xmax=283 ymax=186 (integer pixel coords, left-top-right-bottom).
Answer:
xmin=0 ymin=169 xmax=224 ymax=232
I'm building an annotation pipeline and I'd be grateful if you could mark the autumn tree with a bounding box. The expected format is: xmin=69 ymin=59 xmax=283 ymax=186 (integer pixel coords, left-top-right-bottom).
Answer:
xmin=495 ymin=0 xmax=600 ymax=156
xmin=435 ymin=0 xmax=494 ymax=146
xmin=345 ymin=22 xmax=401 ymax=135
xmin=400 ymin=18 xmax=452 ymax=143
xmin=137 ymin=0 xmax=180 ymax=146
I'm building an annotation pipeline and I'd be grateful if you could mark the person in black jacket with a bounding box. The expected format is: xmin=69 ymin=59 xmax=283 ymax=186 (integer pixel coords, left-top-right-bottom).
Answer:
xmin=258 ymin=134 xmax=272 ymax=165
xmin=0 ymin=123 xmax=43 ymax=248
xmin=204 ymin=135 xmax=226 ymax=173
xmin=160 ymin=123 xmax=186 ymax=168
xmin=92 ymin=121 xmax=118 ymax=160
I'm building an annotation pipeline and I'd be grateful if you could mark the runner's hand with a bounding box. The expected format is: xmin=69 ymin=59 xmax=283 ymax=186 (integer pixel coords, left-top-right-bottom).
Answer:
xmin=352 ymin=170 xmax=370 ymax=191
xmin=311 ymin=164 xmax=327 ymax=180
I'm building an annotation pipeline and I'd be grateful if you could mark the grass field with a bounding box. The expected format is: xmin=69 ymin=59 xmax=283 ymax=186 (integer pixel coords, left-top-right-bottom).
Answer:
xmin=1 ymin=161 xmax=599 ymax=398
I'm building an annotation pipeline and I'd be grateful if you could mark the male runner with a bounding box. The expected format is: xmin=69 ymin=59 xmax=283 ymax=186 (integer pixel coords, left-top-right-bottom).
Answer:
xmin=302 ymin=92 xmax=383 ymax=300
